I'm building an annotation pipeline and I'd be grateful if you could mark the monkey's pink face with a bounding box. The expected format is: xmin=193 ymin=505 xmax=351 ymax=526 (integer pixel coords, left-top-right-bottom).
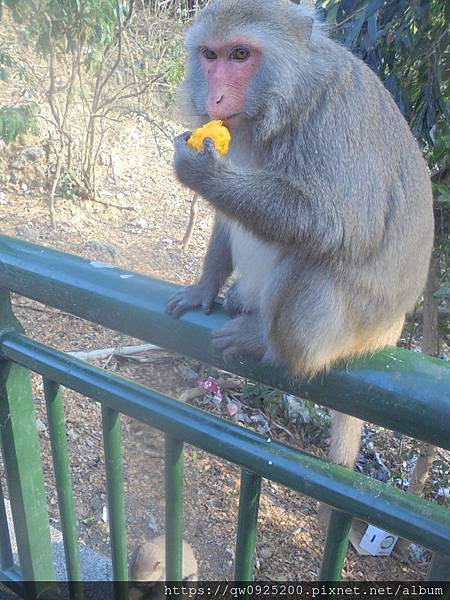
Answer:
xmin=199 ymin=39 xmax=261 ymax=128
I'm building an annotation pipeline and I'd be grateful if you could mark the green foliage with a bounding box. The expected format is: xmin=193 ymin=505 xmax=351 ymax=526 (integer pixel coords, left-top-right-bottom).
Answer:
xmin=59 ymin=166 xmax=81 ymax=199
xmin=4 ymin=0 xmax=121 ymax=55
xmin=0 ymin=46 xmax=13 ymax=81
xmin=161 ymin=39 xmax=185 ymax=95
xmin=0 ymin=103 xmax=37 ymax=144
xmin=317 ymin=0 xmax=448 ymax=149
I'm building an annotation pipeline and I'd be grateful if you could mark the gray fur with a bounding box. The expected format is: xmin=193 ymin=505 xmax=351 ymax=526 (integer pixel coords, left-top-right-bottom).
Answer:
xmin=167 ymin=0 xmax=434 ymax=471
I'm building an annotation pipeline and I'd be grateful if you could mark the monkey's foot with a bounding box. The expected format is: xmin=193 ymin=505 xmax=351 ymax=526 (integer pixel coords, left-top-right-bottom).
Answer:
xmin=222 ymin=283 xmax=246 ymax=315
xmin=212 ymin=314 xmax=267 ymax=360
xmin=166 ymin=283 xmax=218 ymax=318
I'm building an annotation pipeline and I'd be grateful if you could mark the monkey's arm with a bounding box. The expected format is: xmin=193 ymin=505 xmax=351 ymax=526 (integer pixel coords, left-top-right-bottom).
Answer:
xmin=166 ymin=215 xmax=233 ymax=317
xmin=174 ymin=136 xmax=375 ymax=255
xmin=209 ymin=167 xmax=345 ymax=252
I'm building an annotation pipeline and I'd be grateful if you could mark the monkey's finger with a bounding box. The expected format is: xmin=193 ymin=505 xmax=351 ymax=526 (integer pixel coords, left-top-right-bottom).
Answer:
xmin=166 ymin=290 xmax=186 ymax=309
xmin=174 ymin=132 xmax=192 ymax=149
xmin=202 ymin=298 xmax=214 ymax=314
xmin=202 ymin=137 xmax=219 ymax=157
xmin=166 ymin=296 xmax=191 ymax=318
xmin=167 ymin=303 xmax=190 ymax=318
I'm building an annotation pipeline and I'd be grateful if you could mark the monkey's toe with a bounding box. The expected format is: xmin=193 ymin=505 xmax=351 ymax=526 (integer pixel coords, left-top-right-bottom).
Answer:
xmin=212 ymin=316 xmax=266 ymax=359
xmin=222 ymin=284 xmax=245 ymax=315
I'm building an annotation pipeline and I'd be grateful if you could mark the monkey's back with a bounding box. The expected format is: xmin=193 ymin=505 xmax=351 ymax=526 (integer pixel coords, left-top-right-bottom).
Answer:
xmin=286 ymin=35 xmax=433 ymax=317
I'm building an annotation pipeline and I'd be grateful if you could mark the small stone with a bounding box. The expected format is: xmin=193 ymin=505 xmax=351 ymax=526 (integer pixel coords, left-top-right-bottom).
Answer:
xmin=130 ymin=217 xmax=148 ymax=229
xmin=68 ymin=429 xmax=79 ymax=441
xmin=259 ymin=546 xmax=273 ymax=559
xmin=176 ymin=366 xmax=198 ymax=381
xmin=147 ymin=513 xmax=158 ymax=533
xmin=11 ymin=146 xmax=45 ymax=170
xmin=82 ymin=240 xmax=117 ymax=261
xmin=101 ymin=505 xmax=108 ymax=523
xmin=35 ymin=418 xmax=47 ymax=433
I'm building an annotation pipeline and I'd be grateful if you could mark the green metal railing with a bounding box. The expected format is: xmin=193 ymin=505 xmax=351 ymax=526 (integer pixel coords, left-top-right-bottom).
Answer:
xmin=0 ymin=234 xmax=448 ymax=598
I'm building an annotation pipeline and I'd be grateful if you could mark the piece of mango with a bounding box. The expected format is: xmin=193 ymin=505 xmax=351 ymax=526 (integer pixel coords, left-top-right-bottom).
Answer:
xmin=187 ymin=120 xmax=231 ymax=156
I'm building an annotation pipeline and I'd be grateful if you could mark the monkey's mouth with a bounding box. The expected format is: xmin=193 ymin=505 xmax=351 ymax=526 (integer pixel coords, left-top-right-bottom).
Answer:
xmin=220 ymin=112 xmax=242 ymax=127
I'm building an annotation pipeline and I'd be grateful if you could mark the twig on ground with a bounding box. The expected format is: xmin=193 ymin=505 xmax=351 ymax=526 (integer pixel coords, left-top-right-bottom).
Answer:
xmin=86 ymin=197 xmax=138 ymax=211
xmin=69 ymin=343 xmax=161 ymax=361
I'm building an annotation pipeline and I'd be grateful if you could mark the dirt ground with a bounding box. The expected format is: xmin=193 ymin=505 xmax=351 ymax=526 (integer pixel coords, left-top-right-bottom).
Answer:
xmin=0 ymin=115 xmax=447 ymax=583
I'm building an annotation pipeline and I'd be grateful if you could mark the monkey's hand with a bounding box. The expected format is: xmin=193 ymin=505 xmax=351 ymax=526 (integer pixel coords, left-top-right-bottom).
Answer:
xmin=174 ymin=132 xmax=223 ymax=193
xmin=166 ymin=282 xmax=219 ymax=318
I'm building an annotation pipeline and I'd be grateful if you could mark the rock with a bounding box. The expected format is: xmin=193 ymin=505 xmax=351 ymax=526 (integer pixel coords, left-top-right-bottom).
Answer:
xmin=259 ymin=546 xmax=273 ymax=559
xmin=147 ymin=513 xmax=158 ymax=533
xmin=68 ymin=429 xmax=79 ymax=442
xmin=11 ymin=146 xmax=45 ymax=170
xmin=101 ymin=505 xmax=108 ymax=523
xmin=176 ymin=366 xmax=198 ymax=381
xmin=82 ymin=240 xmax=118 ymax=261
xmin=130 ymin=217 xmax=148 ymax=230
xmin=35 ymin=418 xmax=47 ymax=433
xmin=283 ymin=394 xmax=311 ymax=424
xmin=15 ymin=223 xmax=39 ymax=240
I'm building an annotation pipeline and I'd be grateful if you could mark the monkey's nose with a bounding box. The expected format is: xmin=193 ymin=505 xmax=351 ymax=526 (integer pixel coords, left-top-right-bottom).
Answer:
xmin=215 ymin=95 xmax=224 ymax=104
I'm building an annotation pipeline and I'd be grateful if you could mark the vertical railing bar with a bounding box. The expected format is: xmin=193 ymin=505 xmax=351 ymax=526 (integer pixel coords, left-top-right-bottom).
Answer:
xmin=234 ymin=469 xmax=262 ymax=582
xmin=43 ymin=378 xmax=84 ymax=600
xmin=101 ymin=405 xmax=128 ymax=599
xmin=0 ymin=358 xmax=56 ymax=594
xmin=164 ymin=435 xmax=184 ymax=582
xmin=427 ymin=552 xmax=450 ymax=581
xmin=0 ymin=477 xmax=14 ymax=571
xmin=319 ymin=509 xmax=353 ymax=581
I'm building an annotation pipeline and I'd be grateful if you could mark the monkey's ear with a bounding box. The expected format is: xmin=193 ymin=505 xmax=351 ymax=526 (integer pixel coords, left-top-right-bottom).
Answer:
xmin=289 ymin=10 xmax=314 ymax=44
xmin=297 ymin=15 xmax=314 ymax=42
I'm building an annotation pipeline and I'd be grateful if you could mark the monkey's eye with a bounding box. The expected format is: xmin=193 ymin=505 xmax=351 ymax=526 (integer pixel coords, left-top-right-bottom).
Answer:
xmin=202 ymin=48 xmax=217 ymax=60
xmin=230 ymin=47 xmax=250 ymax=61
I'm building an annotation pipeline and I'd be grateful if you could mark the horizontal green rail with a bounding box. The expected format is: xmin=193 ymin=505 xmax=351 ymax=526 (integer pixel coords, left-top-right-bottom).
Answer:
xmin=0 ymin=331 xmax=449 ymax=556
xmin=0 ymin=235 xmax=448 ymax=451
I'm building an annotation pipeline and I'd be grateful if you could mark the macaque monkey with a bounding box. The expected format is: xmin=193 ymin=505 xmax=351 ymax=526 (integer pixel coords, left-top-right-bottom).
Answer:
xmin=129 ymin=536 xmax=197 ymax=597
xmin=166 ymin=0 xmax=434 ymax=474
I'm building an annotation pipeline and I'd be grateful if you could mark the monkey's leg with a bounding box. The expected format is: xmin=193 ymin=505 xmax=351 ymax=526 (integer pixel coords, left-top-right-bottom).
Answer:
xmin=167 ymin=215 xmax=232 ymax=318
xmin=211 ymin=313 xmax=268 ymax=360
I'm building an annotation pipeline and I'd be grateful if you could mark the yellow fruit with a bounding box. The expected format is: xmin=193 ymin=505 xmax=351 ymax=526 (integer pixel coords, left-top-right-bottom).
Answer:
xmin=187 ymin=120 xmax=231 ymax=156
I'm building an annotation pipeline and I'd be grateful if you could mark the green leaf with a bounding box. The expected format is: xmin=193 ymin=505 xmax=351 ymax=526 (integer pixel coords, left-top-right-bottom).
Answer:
xmin=433 ymin=285 xmax=450 ymax=299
